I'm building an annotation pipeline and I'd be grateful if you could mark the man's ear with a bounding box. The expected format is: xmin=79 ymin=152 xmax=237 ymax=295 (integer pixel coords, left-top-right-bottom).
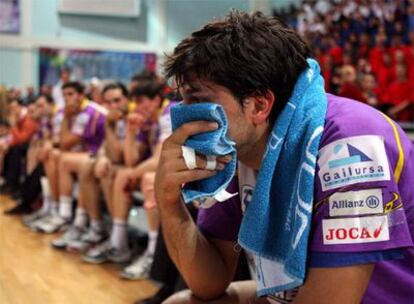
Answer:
xmin=250 ymin=90 xmax=275 ymax=125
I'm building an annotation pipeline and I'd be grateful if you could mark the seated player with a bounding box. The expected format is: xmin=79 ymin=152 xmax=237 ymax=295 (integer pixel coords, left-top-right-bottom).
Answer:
xmin=33 ymin=81 xmax=106 ymax=236
xmin=64 ymin=82 xmax=130 ymax=252
xmin=156 ymin=12 xmax=414 ymax=304
xmin=82 ymin=74 xmax=170 ymax=268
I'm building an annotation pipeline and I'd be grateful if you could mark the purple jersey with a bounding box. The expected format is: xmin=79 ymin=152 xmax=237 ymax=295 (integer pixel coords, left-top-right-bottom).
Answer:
xmin=33 ymin=116 xmax=52 ymax=141
xmin=70 ymin=101 xmax=106 ymax=155
xmin=197 ymin=94 xmax=414 ymax=303
xmin=135 ymin=101 xmax=176 ymax=160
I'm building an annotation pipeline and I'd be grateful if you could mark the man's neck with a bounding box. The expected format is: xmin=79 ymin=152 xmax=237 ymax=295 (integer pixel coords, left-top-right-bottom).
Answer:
xmin=239 ymin=128 xmax=270 ymax=171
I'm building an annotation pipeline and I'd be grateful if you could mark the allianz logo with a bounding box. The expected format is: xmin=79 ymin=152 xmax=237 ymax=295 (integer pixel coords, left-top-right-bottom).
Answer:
xmin=331 ymin=199 xmax=364 ymax=209
xmin=331 ymin=195 xmax=380 ymax=210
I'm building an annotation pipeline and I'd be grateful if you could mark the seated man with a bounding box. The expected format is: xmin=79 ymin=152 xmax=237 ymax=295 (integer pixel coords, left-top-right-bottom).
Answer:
xmin=0 ymin=98 xmax=39 ymax=196
xmin=23 ymin=97 xmax=64 ymax=227
xmin=156 ymin=12 xmax=414 ymax=304
xmin=63 ymin=82 xmax=130 ymax=252
xmin=33 ymin=81 xmax=106 ymax=235
xmin=82 ymin=74 xmax=170 ymax=267
xmin=120 ymin=97 xmax=176 ymax=280
xmin=4 ymin=94 xmax=55 ymax=214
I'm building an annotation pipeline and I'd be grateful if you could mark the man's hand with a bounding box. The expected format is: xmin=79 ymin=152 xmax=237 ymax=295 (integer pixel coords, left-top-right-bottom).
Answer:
xmin=106 ymin=109 xmax=123 ymax=126
xmin=127 ymin=112 xmax=146 ymax=134
xmin=155 ymin=121 xmax=231 ymax=207
xmin=64 ymin=106 xmax=75 ymax=118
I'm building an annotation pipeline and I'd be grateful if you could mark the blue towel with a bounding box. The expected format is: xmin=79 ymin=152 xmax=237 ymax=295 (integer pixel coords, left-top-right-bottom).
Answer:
xmin=238 ymin=59 xmax=327 ymax=296
xmin=170 ymin=103 xmax=237 ymax=204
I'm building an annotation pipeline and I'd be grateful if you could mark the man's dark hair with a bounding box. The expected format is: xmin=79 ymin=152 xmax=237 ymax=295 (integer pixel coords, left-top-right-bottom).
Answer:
xmin=36 ymin=94 xmax=54 ymax=104
xmin=130 ymin=72 xmax=166 ymax=100
xmin=131 ymin=70 xmax=158 ymax=83
xmin=8 ymin=98 xmax=23 ymax=105
xmin=164 ymin=11 xmax=312 ymax=124
xmin=62 ymin=81 xmax=84 ymax=94
xmin=102 ymin=82 xmax=128 ymax=98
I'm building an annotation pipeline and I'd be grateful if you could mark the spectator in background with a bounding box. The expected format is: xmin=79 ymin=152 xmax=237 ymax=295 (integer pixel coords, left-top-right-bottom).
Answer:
xmin=369 ymin=34 xmax=387 ymax=75
xmin=360 ymin=73 xmax=379 ymax=106
xmin=409 ymin=4 xmax=414 ymax=32
xmin=376 ymin=52 xmax=394 ymax=97
xmin=383 ymin=64 xmax=413 ymax=121
xmin=0 ymin=85 xmax=8 ymax=123
xmin=4 ymin=94 xmax=55 ymax=215
xmin=87 ymin=77 xmax=103 ymax=105
xmin=40 ymin=84 xmax=53 ymax=97
xmin=129 ymin=73 xmax=143 ymax=94
xmin=24 ymin=86 xmax=37 ymax=105
xmin=0 ymin=99 xmax=39 ymax=196
xmin=338 ymin=65 xmax=365 ymax=102
xmin=52 ymin=67 xmax=71 ymax=110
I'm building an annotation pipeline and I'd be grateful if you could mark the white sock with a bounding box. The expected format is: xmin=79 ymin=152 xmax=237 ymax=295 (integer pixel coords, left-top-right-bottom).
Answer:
xmin=73 ymin=207 xmax=88 ymax=228
xmin=110 ymin=219 xmax=128 ymax=251
xmin=59 ymin=195 xmax=73 ymax=219
xmin=91 ymin=219 xmax=103 ymax=232
xmin=146 ymin=230 xmax=158 ymax=256
xmin=51 ymin=201 xmax=59 ymax=216
xmin=40 ymin=196 xmax=51 ymax=213
xmin=40 ymin=177 xmax=51 ymax=213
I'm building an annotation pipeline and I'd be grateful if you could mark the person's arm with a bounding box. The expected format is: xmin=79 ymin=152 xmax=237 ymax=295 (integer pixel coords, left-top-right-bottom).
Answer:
xmin=293 ymin=264 xmax=374 ymax=304
xmin=124 ymin=112 xmax=147 ymax=167
xmin=156 ymin=121 xmax=237 ymax=300
xmin=129 ymin=142 xmax=162 ymax=181
xmin=104 ymin=122 xmax=124 ymax=163
xmin=387 ymin=100 xmax=410 ymax=119
xmin=10 ymin=118 xmax=38 ymax=145
xmin=59 ymin=116 xmax=81 ymax=151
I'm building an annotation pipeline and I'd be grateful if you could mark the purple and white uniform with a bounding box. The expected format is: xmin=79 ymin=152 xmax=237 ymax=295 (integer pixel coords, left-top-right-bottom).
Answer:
xmin=115 ymin=119 xmax=127 ymax=140
xmin=33 ymin=116 xmax=52 ymax=141
xmin=70 ymin=101 xmax=106 ymax=155
xmin=197 ymin=94 xmax=414 ymax=304
xmin=135 ymin=101 xmax=176 ymax=161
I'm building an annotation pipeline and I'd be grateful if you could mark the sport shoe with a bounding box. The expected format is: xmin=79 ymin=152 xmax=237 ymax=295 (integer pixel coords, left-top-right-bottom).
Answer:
xmin=23 ymin=209 xmax=49 ymax=226
xmin=121 ymin=252 xmax=154 ymax=280
xmin=81 ymin=240 xmax=111 ymax=264
xmin=51 ymin=226 xmax=85 ymax=249
xmin=34 ymin=214 xmax=70 ymax=233
xmin=66 ymin=228 xmax=107 ymax=253
xmin=82 ymin=241 xmax=131 ymax=264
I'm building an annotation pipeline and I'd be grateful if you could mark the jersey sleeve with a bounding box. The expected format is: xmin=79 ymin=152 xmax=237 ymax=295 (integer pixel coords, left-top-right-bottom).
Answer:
xmin=308 ymin=131 xmax=414 ymax=268
xmin=196 ymin=177 xmax=243 ymax=242
xmin=158 ymin=112 xmax=172 ymax=143
xmin=71 ymin=112 xmax=90 ymax=136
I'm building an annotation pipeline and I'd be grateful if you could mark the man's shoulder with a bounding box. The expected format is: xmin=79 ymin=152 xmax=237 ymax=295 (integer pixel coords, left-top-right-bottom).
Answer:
xmin=322 ymin=94 xmax=400 ymax=147
xmin=83 ymin=101 xmax=108 ymax=116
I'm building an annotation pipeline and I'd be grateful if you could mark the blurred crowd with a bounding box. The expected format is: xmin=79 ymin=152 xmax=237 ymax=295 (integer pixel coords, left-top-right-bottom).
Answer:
xmin=275 ymin=0 xmax=414 ymax=122
xmin=0 ymin=1 xmax=413 ymax=303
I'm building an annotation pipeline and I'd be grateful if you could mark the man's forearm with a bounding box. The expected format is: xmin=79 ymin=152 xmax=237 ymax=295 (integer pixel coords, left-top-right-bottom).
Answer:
xmin=124 ymin=132 xmax=139 ymax=166
xmin=104 ymin=125 xmax=123 ymax=163
xmin=159 ymin=202 xmax=236 ymax=300
xmin=131 ymin=157 xmax=158 ymax=180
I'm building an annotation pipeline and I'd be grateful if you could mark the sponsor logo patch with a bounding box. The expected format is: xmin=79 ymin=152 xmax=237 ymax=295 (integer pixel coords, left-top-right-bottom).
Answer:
xmin=323 ymin=215 xmax=389 ymax=245
xmin=318 ymin=135 xmax=390 ymax=191
xmin=329 ymin=189 xmax=383 ymax=216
